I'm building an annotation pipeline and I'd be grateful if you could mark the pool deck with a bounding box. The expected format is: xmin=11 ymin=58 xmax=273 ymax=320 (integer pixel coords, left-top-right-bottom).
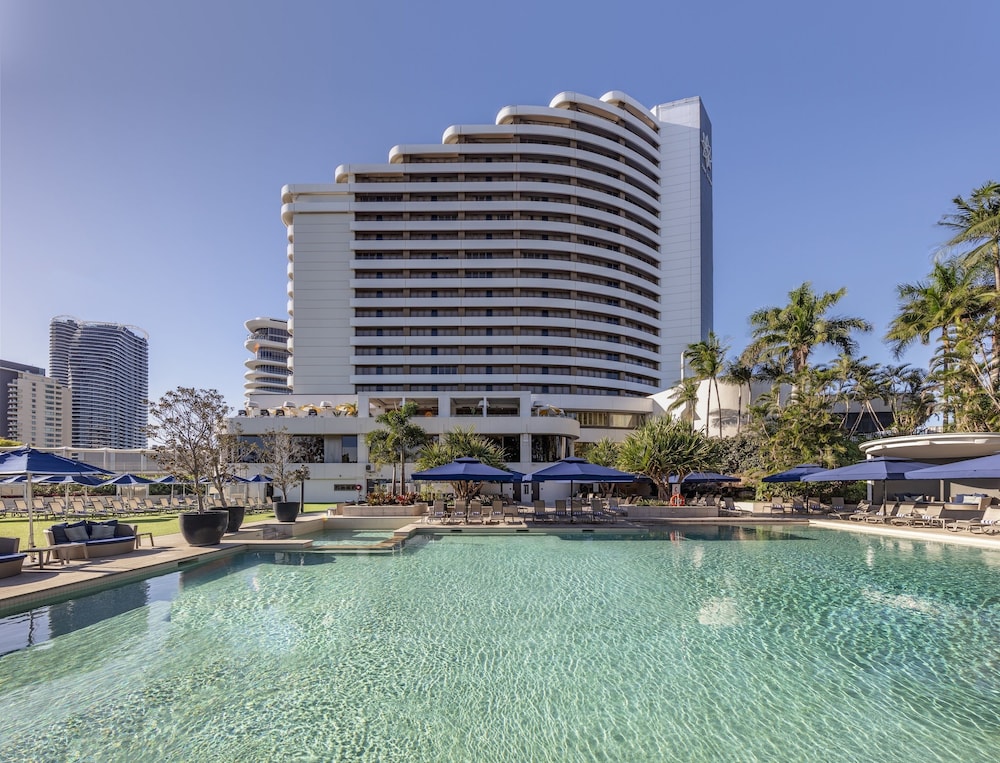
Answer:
xmin=2 ymin=512 xmax=999 ymax=616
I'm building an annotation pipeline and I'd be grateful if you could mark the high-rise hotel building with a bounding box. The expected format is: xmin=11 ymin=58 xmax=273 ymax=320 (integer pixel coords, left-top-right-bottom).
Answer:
xmin=244 ymin=317 xmax=292 ymax=397
xmin=49 ymin=316 xmax=149 ymax=448
xmin=237 ymin=90 xmax=712 ymax=501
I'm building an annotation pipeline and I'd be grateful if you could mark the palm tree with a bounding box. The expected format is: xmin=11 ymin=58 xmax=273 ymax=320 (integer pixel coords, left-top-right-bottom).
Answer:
xmin=746 ymin=282 xmax=872 ymax=376
xmin=617 ymin=418 xmax=719 ymax=500
xmin=364 ymin=428 xmax=397 ymax=493
xmin=886 ymin=259 xmax=989 ymax=428
xmin=940 ymin=180 xmax=1000 ymax=294
xmin=939 ymin=181 xmax=1000 ymax=383
xmin=368 ymin=401 xmax=428 ymax=495
xmin=721 ymin=360 xmax=754 ymax=434
xmin=684 ymin=331 xmax=728 ymax=437
xmin=667 ymin=377 xmax=701 ymax=428
xmin=416 ymin=427 xmax=507 ymax=470
xmin=415 ymin=427 xmax=509 ymax=499
xmin=582 ymin=437 xmax=620 ymax=468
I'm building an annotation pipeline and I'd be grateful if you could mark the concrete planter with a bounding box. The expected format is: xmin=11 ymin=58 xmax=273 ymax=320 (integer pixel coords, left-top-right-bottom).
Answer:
xmin=179 ymin=510 xmax=229 ymax=546
xmin=625 ymin=504 xmax=719 ymax=520
xmin=340 ymin=504 xmax=425 ymax=517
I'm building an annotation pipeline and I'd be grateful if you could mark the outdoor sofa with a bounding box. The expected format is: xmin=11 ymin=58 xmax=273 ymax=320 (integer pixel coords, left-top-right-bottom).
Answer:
xmin=44 ymin=520 xmax=138 ymax=559
xmin=0 ymin=537 xmax=27 ymax=579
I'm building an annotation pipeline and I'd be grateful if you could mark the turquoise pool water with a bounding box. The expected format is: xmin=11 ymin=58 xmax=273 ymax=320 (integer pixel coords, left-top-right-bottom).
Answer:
xmin=2 ymin=525 xmax=999 ymax=761
xmin=308 ymin=530 xmax=397 ymax=546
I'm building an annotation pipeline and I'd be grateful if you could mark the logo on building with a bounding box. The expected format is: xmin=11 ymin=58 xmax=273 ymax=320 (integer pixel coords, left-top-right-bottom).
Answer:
xmin=700 ymin=131 xmax=713 ymax=185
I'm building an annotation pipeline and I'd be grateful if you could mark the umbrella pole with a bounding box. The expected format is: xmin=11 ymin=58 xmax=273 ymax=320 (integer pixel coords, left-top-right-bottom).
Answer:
xmin=27 ymin=472 xmax=35 ymax=549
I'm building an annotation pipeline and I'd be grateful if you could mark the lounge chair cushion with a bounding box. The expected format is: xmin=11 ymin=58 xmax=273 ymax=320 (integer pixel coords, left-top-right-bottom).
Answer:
xmin=65 ymin=524 xmax=90 ymax=542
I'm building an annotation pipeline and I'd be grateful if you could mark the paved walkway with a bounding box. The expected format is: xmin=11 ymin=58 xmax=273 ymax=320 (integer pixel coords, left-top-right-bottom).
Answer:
xmin=2 ymin=514 xmax=999 ymax=616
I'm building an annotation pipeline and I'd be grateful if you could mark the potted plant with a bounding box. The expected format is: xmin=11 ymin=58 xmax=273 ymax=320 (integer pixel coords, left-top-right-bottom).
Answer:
xmin=147 ymin=387 xmax=233 ymax=546
xmin=260 ymin=428 xmax=311 ymax=522
xmin=208 ymin=426 xmax=260 ymax=533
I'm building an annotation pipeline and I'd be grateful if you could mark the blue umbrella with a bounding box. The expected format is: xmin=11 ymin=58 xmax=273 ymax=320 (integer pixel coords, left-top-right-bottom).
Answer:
xmin=761 ymin=464 xmax=826 ymax=483
xmin=412 ymin=457 xmax=522 ymax=483
xmin=36 ymin=474 xmax=105 ymax=516
xmin=524 ymin=456 xmax=635 ymax=503
xmin=671 ymin=471 xmax=741 ymax=484
xmin=0 ymin=447 xmax=112 ymax=547
xmin=801 ymin=457 xmax=937 ymax=483
xmin=105 ymin=473 xmax=154 ymax=486
xmin=524 ymin=457 xmax=635 ymax=483
xmin=802 ymin=456 xmax=938 ymax=505
xmin=904 ymin=452 xmax=1000 ymax=480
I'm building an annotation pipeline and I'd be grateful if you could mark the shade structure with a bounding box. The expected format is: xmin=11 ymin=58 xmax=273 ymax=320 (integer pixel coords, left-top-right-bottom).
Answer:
xmin=904 ymin=452 xmax=1000 ymax=480
xmin=36 ymin=474 xmax=105 ymax=516
xmin=104 ymin=473 xmax=154 ymax=486
xmin=524 ymin=457 xmax=635 ymax=483
xmin=761 ymin=464 xmax=827 ymax=483
xmin=247 ymin=474 xmax=273 ymax=483
xmin=412 ymin=457 xmax=522 ymax=483
xmin=802 ymin=456 xmax=938 ymax=505
xmin=801 ymin=457 xmax=937 ymax=483
xmin=672 ymin=471 xmax=740 ymax=484
xmin=0 ymin=447 xmax=112 ymax=547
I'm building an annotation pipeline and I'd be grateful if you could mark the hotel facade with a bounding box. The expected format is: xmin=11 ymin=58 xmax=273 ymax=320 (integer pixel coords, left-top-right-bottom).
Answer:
xmin=236 ymin=91 xmax=713 ymax=502
xmin=49 ymin=316 xmax=149 ymax=449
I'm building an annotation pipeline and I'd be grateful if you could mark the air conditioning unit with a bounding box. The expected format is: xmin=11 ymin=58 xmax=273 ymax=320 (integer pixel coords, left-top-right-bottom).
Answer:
xmin=365 ymin=465 xmax=373 ymax=472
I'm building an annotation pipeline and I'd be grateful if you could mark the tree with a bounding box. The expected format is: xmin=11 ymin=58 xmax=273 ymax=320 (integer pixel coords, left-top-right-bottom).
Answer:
xmin=939 ymin=181 xmax=1000 ymax=387
xmin=146 ymin=387 xmax=232 ymax=513
xmin=721 ymin=360 xmax=754 ymax=435
xmin=617 ymin=418 xmax=719 ymax=500
xmin=886 ymin=259 xmax=990 ymax=429
xmin=684 ymin=331 xmax=728 ymax=437
xmin=368 ymin=401 xmax=429 ymax=494
xmin=576 ymin=437 xmax=623 ymax=497
xmin=745 ymin=282 xmax=872 ymax=376
xmin=940 ymin=180 xmax=1000 ymax=298
xmin=364 ymin=428 xmax=397 ymax=495
xmin=415 ymin=427 xmax=509 ymax=499
xmin=667 ymin=377 xmax=701 ymax=427
xmin=260 ymin=428 xmax=311 ymax=503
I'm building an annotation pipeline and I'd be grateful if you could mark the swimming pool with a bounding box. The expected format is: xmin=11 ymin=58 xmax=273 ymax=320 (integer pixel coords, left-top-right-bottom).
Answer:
xmin=2 ymin=525 xmax=999 ymax=761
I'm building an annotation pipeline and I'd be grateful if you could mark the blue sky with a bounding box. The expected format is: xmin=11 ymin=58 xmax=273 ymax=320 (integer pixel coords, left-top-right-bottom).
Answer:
xmin=2 ymin=0 xmax=998 ymax=409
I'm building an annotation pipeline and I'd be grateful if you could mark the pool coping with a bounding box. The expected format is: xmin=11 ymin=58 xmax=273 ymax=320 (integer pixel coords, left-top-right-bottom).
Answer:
xmin=1 ymin=513 xmax=998 ymax=617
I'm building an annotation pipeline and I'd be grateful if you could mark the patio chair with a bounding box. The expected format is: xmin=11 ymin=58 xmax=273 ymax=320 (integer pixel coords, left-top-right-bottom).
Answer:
xmin=488 ymin=499 xmax=504 ymax=524
xmin=888 ymin=503 xmax=919 ymax=525
xmin=450 ymin=500 xmax=467 ymax=524
xmin=467 ymin=500 xmax=484 ymax=524
xmin=769 ymin=497 xmax=786 ymax=515
xmin=846 ymin=501 xmax=875 ymax=520
xmin=531 ymin=500 xmax=552 ymax=523
xmin=502 ymin=505 xmax=521 ymax=524
xmin=910 ymin=504 xmax=945 ymax=528
xmin=947 ymin=505 xmax=1000 ymax=533
xmin=864 ymin=502 xmax=899 ymax=523
xmin=429 ymin=500 xmax=447 ymax=523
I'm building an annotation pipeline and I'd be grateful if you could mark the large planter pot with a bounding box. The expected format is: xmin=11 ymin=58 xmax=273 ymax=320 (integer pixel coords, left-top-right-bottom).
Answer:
xmin=224 ymin=505 xmax=246 ymax=533
xmin=273 ymin=501 xmax=300 ymax=523
xmin=178 ymin=510 xmax=229 ymax=546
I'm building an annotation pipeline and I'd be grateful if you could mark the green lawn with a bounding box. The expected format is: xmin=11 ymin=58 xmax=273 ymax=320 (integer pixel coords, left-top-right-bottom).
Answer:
xmin=0 ymin=505 xmax=330 ymax=549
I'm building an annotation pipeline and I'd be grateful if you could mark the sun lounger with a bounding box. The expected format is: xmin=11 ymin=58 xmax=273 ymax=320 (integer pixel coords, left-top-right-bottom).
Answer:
xmin=467 ymin=500 xmax=484 ymax=524
xmin=947 ymin=505 xmax=1000 ymax=533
